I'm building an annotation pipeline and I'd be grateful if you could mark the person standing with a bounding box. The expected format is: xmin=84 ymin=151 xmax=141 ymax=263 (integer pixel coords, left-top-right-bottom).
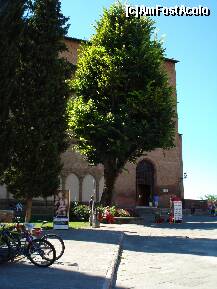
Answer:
xmin=211 ymin=203 xmax=216 ymax=216
xmin=153 ymin=194 xmax=159 ymax=208
xmin=89 ymin=195 xmax=95 ymax=226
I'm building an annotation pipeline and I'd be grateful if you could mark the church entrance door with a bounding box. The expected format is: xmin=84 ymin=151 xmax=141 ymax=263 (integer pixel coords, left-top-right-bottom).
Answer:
xmin=137 ymin=184 xmax=151 ymax=206
xmin=136 ymin=160 xmax=154 ymax=206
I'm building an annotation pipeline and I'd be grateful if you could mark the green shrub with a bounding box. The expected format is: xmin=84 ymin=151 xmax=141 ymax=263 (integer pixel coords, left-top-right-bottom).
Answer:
xmin=97 ymin=206 xmax=132 ymax=217
xmin=109 ymin=206 xmax=117 ymax=216
xmin=70 ymin=204 xmax=90 ymax=221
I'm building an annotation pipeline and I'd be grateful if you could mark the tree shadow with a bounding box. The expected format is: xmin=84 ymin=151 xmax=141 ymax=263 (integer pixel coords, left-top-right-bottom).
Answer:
xmin=45 ymin=227 xmax=123 ymax=245
xmin=122 ymin=233 xmax=217 ymax=257
xmin=0 ymin=260 xmax=108 ymax=289
xmin=37 ymin=215 xmax=217 ymax=263
xmin=143 ymin=215 xmax=217 ymax=230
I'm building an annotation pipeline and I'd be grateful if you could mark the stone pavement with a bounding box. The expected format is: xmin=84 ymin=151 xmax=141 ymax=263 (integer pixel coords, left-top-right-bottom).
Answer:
xmin=0 ymin=227 xmax=123 ymax=289
xmin=1 ymin=216 xmax=217 ymax=289
xmin=112 ymin=216 xmax=217 ymax=289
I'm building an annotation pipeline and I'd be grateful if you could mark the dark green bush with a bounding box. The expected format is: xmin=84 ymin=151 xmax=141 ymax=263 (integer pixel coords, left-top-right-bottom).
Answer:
xmin=70 ymin=204 xmax=90 ymax=221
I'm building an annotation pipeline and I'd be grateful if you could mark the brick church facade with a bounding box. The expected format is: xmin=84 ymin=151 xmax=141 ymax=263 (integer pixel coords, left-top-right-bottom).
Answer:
xmin=0 ymin=37 xmax=184 ymax=209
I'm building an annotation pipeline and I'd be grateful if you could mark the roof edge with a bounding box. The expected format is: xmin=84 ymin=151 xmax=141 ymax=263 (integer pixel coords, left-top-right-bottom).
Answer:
xmin=65 ymin=36 xmax=87 ymax=43
xmin=164 ymin=57 xmax=179 ymax=63
xmin=64 ymin=36 xmax=179 ymax=63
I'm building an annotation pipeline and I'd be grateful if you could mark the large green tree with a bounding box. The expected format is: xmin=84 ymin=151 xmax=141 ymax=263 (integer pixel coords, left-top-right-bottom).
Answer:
xmin=0 ymin=0 xmax=26 ymax=176
xmin=68 ymin=2 xmax=176 ymax=205
xmin=2 ymin=0 xmax=70 ymax=221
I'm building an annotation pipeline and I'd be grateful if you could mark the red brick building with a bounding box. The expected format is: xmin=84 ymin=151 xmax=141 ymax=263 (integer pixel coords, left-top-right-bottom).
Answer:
xmin=0 ymin=37 xmax=184 ymax=209
xmin=60 ymin=37 xmax=184 ymax=208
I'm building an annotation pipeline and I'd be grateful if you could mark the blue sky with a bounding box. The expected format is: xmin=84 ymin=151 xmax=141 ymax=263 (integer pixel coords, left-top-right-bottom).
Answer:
xmin=61 ymin=0 xmax=217 ymax=200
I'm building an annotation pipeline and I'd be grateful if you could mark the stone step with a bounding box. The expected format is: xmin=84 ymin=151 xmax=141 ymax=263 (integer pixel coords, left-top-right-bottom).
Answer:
xmin=135 ymin=207 xmax=208 ymax=218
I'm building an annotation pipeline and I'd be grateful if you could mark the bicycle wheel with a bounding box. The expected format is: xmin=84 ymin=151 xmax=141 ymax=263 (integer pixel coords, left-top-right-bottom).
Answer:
xmin=41 ymin=234 xmax=65 ymax=260
xmin=0 ymin=237 xmax=11 ymax=264
xmin=8 ymin=232 xmax=22 ymax=258
xmin=27 ymin=239 xmax=56 ymax=267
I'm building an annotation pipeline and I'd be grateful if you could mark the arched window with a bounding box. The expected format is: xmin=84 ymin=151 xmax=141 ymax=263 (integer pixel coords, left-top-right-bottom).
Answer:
xmin=82 ymin=174 xmax=96 ymax=202
xmin=65 ymin=173 xmax=79 ymax=202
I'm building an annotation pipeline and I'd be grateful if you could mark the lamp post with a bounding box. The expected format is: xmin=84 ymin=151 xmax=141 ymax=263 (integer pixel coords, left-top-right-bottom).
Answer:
xmin=179 ymin=172 xmax=187 ymax=198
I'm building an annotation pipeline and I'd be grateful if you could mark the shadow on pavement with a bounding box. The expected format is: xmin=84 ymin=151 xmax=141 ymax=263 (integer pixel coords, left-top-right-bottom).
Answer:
xmin=42 ymin=216 xmax=217 ymax=259
xmin=50 ymin=227 xmax=122 ymax=244
xmin=0 ymin=261 xmax=107 ymax=289
xmin=122 ymin=234 xmax=217 ymax=257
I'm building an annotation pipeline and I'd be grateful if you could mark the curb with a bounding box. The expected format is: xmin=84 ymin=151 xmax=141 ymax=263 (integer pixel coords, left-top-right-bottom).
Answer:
xmin=102 ymin=232 xmax=124 ymax=289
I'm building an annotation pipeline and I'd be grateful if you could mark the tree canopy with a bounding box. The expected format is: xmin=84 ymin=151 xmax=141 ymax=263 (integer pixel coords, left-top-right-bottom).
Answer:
xmin=0 ymin=0 xmax=26 ymax=175
xmin=68 ymin=2 xmax=176 ymax=205
xmin=1 ymin=0 xmax=71 ymax=220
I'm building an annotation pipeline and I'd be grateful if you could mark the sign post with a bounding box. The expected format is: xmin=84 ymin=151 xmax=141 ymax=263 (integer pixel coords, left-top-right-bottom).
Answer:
xmin=53 ymin=190 xmax=70 ymax=229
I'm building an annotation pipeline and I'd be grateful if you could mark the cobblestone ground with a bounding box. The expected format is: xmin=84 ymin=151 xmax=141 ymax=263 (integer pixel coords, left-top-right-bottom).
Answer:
xmin=113 ymin=216 xmax=217 ymax=289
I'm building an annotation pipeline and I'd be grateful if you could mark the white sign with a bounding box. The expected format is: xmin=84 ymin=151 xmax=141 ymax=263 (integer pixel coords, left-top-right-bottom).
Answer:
xmin=173 ymin=201 xmax=182 ymax=221
xmin=53 ymin=217 xmax=69 ymax=230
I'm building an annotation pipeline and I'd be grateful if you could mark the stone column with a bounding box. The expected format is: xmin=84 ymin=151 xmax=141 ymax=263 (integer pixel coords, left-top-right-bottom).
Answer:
xmin=79 ymin=177 xmax=83 ymax=202
xmin=96 ymin=179 xmax=99 ymax=202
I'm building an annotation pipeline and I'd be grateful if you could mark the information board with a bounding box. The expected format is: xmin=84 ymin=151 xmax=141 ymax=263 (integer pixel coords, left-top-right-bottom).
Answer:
xmin=173 ymin=201 xmax=182 ymax=221
xmin=53 ymin=190 xmax=70 ymax=229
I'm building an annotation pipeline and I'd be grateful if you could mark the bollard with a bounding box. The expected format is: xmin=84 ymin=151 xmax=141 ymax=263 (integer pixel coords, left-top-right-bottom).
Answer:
xmin=92 ymin=210 xmax=100 ymax=228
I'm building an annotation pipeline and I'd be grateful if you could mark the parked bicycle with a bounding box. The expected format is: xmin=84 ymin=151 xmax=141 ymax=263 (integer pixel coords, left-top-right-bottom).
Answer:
xmin=11 ymin=215 xmax=65 ymax=260
xmin=0 ymin=224 xmax=56 ymax=267
xmin=32 ymin=221 xmax=65 ymax=260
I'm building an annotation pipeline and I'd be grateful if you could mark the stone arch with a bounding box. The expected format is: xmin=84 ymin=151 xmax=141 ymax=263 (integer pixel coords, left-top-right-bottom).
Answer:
xmin=82 ymin=174 xmax=96 ymax=202
xmin=65 ymin=173 xmax=79 ymax=202
xmin=98 ymin=176 xmax=104 ymax=202
xmin=136 ymin=159 xmax=155 ymax=206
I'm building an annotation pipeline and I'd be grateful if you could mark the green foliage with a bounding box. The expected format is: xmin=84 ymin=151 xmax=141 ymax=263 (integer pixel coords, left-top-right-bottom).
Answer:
xmin=0 ymin=0 xmax=26 ymax=176
xmin=203 ymin=194 xmax=217 ymax=202
xmin=96 ymin=205 xmax=132 ymax=217
xmin=109 ymin=206 xmax=117 ymax=216
xmin=68 ymin=2 xmax=175 ymax=204
xmin=69 ymin=203 xmax=132 ymax=221
xmin=70 ymin=204 xmax=90 ymax=221
xmin=1 ymin=0 xmax=71 ymax=201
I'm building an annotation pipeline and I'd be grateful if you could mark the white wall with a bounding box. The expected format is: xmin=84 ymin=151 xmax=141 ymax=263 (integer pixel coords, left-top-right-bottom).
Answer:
xmin=82 ymin=174 xmax=96 ymax=202
xmin=65 ymin=173 xmax=79 ymax=202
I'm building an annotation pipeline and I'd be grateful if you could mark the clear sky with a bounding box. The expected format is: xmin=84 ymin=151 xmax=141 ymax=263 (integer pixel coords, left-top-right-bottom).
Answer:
xmin=61 ymin=0 xmax=217 ymax=200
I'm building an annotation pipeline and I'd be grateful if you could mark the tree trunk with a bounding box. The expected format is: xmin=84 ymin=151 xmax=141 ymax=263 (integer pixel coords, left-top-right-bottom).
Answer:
xmin=100 ymin=160 xmax=118 ymax=206
xmin=25 ymin=196 xmax=32 ymax=223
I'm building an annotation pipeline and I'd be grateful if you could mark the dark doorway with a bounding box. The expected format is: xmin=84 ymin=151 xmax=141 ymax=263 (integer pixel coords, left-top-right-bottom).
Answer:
xmin=136 ymin=160 xmax=154 ymax=206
